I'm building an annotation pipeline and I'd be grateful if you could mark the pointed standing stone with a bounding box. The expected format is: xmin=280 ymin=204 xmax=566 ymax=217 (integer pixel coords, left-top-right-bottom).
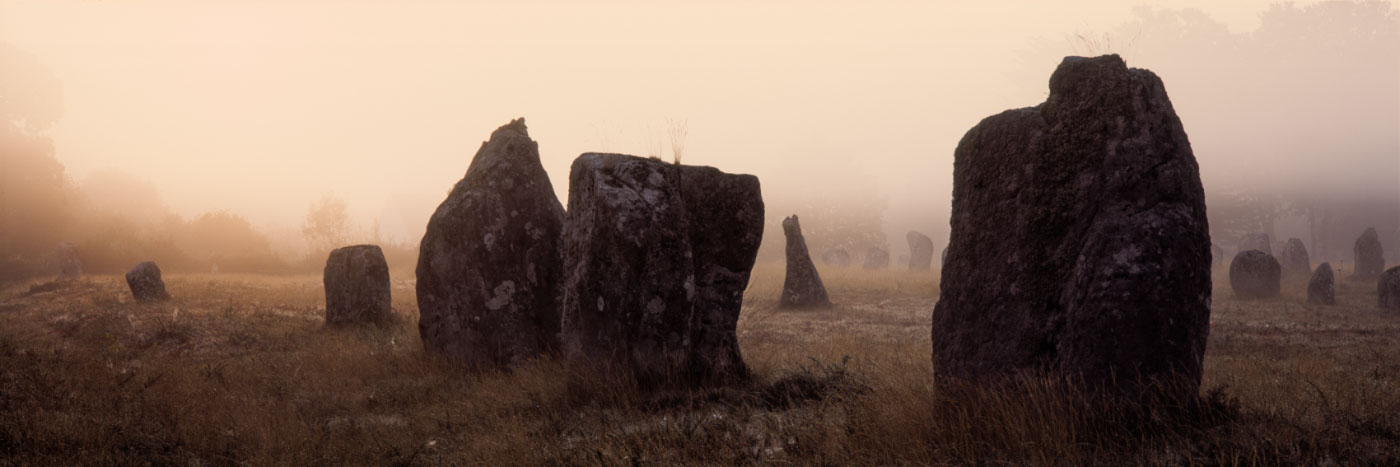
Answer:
xmin=779 ymin=215 xmax=831 ymax=309
xmin=1354 ymin=227 xmax=1386 ymax=280
xmin=1307 ymin=262 xmax=1335 ymax=306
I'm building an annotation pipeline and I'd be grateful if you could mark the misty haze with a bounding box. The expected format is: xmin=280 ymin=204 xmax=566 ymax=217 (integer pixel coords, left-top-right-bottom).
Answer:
xmin=1 ymin=0 xmax=1398 ymax=465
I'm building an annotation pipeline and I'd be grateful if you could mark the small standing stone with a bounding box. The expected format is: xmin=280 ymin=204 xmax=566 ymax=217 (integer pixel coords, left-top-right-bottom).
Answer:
xmin=125 ymin=261 xmax=170 ymax=302
xmin=1279 ymin=238 xmax=1311 ymax=279
xmin=780 ymin=215 xmax=831 ymax=309
xmin=862 ymin=246 xmax=889 ymax=270
xmin=1307 ymin=262 xmax=1335 ymax=306
xmin=1229 ymin=250 xmax=1281 ymax=299
xmin=1379 ymin=266 xmax=1400 ymax=311
xmin=324 ymin=245 xmax=393 ymax=325
xmin=907 ymin=231 xmax=934 ymax=270
xmin=1354 ymin=227 xmax=1386 ymax=280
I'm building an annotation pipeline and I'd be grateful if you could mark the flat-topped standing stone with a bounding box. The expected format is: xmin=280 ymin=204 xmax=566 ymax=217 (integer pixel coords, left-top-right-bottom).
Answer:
xmin=1230 ymin=250 xmax=1281 ymax=299
xmin=1279 ymin=238 xmax=1311 ymax=280
xmin=125 ymin=261 xmax=170 ymax=302
xmin=1380 ymin=267 xmax=1400 ymax=311
xmin=931 ymin=55 xmax=1211 ymax=400
xmin=778 ymin=215 xmax=832 ymax=309
xmin=1239 ymin=232 xmax=1272 ymax=256
xmin=324 ymin=244 xmax=392 ymax=325
xmin=417 ymin=118 xmax=565 ymax=369
xmin=560 ymin=153 xmax=764 ymax=385
xmin=1308 ymin=262 xmax=1335 ymax=305
xmin=1354 ymin=227 xmax=1386 ymax=280
xmin=907 ymin=231 xmax=934 ymax=270
xmin=863 ymin=246 xmax=889 ymax=270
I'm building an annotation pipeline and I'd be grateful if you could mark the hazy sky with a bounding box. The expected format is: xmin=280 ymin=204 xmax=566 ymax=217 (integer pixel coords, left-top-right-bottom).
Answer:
xmin=1 ymin=0 xmax=1394 ymax=248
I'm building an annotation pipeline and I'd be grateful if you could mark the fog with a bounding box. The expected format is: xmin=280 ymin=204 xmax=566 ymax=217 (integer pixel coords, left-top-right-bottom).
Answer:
xmin=1 ymin=0 xmax=1397 ymax=271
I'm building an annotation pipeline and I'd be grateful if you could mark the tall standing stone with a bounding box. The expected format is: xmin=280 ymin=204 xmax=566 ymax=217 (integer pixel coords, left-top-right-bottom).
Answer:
xmin=1239 ymin=232 xmax=1272 ymax=256
xmin=1278 ymin=238 xmax=1311 ymax=280
xmin=560 ymin=153 xmax=764 ymax=385
xmin=1229 ymin=250 xmax=1281 ymax=299
xmin=931 ymin=55 xmax=1211 ymax=400
xmin=55 ymin=242 xmax=81 ymax=280
xmin=1307 ymin=262 xmax=1335 ymax=306
xmin=779 ymin=215 xmax=832 ymax=309
xmin=416 ymin=118 xmax=565 ymax=369
xmin=862 ymin=246 xmax=889 ymax=270
xmin=1380 ymin=266 xmax=1400 ymax=311
xmin=324 ymin=245 xmax=392 ymax=325
xmin=1354 ymin=227 xmax=1386 ymax=280
xmin=907 ymin=231 xmax=934 ymax=271
xmin=125 ymin=261 xmax=170 ymax=302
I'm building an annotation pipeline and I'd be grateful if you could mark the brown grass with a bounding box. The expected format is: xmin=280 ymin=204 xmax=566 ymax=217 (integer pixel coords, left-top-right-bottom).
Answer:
xmin=1 ymin=264 xmax=1398 ymax=465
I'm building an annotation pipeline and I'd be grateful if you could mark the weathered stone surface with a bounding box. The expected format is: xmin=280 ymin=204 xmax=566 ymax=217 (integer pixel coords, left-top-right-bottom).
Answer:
xmin=125 ymin=261 xmax=170 ymax=302
xmin=779 ymin=215 xmax=831 ymax=309
xmin=821 ymin=249 xmax=852 ymax=268
xmin=56 ymin=242 xmax=81 ymax=280
xmin=1239 ymin=232 xmax=1272 ymax=256
xmin=1211 ymin=244 xmax=1224 ymax=266
xmin=560 ymin=153 xmax=764 ymax=385
xmin=1381 ymin=266 xmax=1400 ymax=311
xmin=863 ymin=246 xmax=889 ymax=270
xmin=907 ymin=231 xmax=934 ymax=270
xmin=1354 ymin=227 xmax=1386 ymax=280
xmin=931 ymin=55 xmax=1211 ymax=399
xmin=1229 ymin=250 xmax=1281 ymax=299
xmin=1307 ymin=262 xmax=1335 ymax=305
xmin=1279 ymin=238 xmax=1311 ymax=279
xmin=324 ymin=245 xmax=392 ymax=325
xmin=417 ymin=118 xmax=565 ymax=369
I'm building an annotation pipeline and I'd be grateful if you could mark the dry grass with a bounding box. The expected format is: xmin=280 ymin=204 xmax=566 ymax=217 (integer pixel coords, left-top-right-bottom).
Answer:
xmin=1 ymin=263 xmax=1399 ymax=465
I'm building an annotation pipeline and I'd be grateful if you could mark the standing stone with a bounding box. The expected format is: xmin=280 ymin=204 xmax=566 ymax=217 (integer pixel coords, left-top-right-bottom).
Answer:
xmin=55 ymin=243 xmax=81 ymax=280
xmin=821 ymin=249 xmax=852 ymax=268
xmin=1380 ymin=266 xmax=1400 ymax=311
xmin=416 ymin=118 xmax=565 ymax=369
xmin=1210 ymin=244 xmax=1224 ymax=267
xmin=125 ymin=261 xmax=170 ymax=302
xmin=1229 ymin=250 xmax=1281 ymax=299
xmin=907 ymin=231 xmax=934 ymax=270
xmin=324 ymin=245 xmax=392 ymax=325
xmin=779 ymin=215 xmax=832 ymax=309
xmin=1307 ymin=262 xmax=1335 ymax=306
xmin=560 ymin=153 xmax=764 ymax=385
xmin=1353 ymin=227 xmax=1386 ymax=280
xmin=1239 ymin=232 xmax=1272 ymax=256
xmin=862 ymin=246 xmax=889 ymax=270
xmin=931 ymin=55 xmax=1211 ymax=400
xmin=1278 ymin=238 xmax=1311 ymax=279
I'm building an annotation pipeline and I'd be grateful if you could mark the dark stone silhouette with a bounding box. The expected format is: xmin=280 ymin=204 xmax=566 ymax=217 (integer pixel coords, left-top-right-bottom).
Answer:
xmin=1239 ymin=232 xmax=1272 ymax=256
xmin=779 ymin=215 xmax=831 ymax=309
xmin=906 ymin=231 xmax=934 ymax=270
xmin=863 ymin=246 xmax=889 ymax=270
xmin=1230 ymin=250 xmax=1281 ymax=299
xmin=56 ymin=242 xmax=81 ymax=280
xmin=1353 ymin=227 xmax=1386 ymax=280
xmin=125 ymin=261 xmax=170 ymax=302
xmin=417 ymin=118 xmax=566 ymax=369
xmin=1279 ymin=238 xmax=1311 ymax=279
xmin=1381 ymin=266 xmax=1400 ymax=311
xmin=931 ymin=55 xmax=1211 ymax=400
xmin=560 ymin=153 xmax=764 ymax=385
xmin=1307 ymin=262 xmax=1335 ymax=306
xmin=821 ymin=249 xmax=851 ymax=268
xmin=324 ymin=245 xmax=392 ymax=325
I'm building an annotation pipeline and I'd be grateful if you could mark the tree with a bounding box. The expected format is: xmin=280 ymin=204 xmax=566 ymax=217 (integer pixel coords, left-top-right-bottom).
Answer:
xmin=302 ymin=193 xmax=350 ymax=253
xmin=0 ymin=43 xmax=68 ymax=259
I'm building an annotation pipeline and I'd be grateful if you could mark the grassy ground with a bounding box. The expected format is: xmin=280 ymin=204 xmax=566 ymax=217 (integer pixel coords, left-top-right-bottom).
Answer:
xmin=1 ymin=264 xmax=1398 ymax=465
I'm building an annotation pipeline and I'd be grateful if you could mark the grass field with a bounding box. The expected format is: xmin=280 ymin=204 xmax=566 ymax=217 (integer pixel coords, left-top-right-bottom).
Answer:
xmin=2 ymin=264 xmax=1399 ymax=465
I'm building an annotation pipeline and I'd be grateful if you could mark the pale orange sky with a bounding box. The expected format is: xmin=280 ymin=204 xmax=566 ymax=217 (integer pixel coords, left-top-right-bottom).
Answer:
xmin=0 ymin=0 xmax=1393 ymax=248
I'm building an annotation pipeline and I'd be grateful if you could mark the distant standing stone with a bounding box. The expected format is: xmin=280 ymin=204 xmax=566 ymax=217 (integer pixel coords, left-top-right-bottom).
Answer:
xmin=1210 ymin=244 xmax=1224 ymax=267
xmin=1354 ymin=227 xmax=1386 ymax=280
xmin=779 ymin=215 xmax=832 ymax=309
xmin=324 ymin=245 xmax=393 ymax=325
xmin=821 ymin=249 xmax=852 ymax=268
xmin=862 ymin=246 xmax=889 ymax=270
xmin=1380 ymin=267 xmax=1400 ymax=311
xmin=56 ymin=242 xmax=81 ymax=280
xmin=907 ymin=231 xmax=934 ymax=270
xmin=1229 ymin=250 xmax=1281 ymax=299
xmin=1239 ymin=232 xmax=1272 ymax=256
xmin=1279 ymin=238 xmax=1311 ymax=279
xmin=125 ymin=261 xmax=170 ymax=302
xmin=1307 ymin=262 xmax=1335 ymax=306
